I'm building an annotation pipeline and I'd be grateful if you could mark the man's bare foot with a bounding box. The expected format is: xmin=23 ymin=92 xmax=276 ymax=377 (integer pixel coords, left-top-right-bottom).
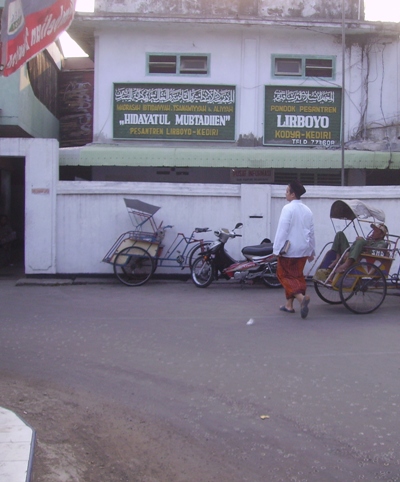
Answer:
xmin=336 ymin=259 xmax=354 ymax=273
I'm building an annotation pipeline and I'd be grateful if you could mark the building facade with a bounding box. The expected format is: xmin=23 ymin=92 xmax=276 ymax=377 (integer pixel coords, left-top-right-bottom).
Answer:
xmin=1 ymin=0 xmax=400 ymax=275
xmin=62 ymin=0 xmax=400 ymax=186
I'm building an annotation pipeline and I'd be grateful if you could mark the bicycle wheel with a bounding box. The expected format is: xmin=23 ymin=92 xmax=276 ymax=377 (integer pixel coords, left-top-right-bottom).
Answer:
xmin=314 ymin=281 xmax=342 ymax=304
xmin=113 ymin=246 xmax=154 ymax=286
xmin=187 ymin=241 xmax=213 ymax=269
xmin=339 ymin=262 xmax=387 ymax=314
xmin=191 ymin=256 xmax=214 ymax=288
xmin=261 ymin=260 xmax=282 ymax=288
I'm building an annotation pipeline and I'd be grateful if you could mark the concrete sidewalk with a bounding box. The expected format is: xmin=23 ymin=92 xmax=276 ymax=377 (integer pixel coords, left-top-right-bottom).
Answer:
xmin=0 ymin=407 xmax=35 ymax=482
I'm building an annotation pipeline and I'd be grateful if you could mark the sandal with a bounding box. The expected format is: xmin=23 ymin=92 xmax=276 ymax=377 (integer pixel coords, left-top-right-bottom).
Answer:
xmin=300 ymin=296 xmax=310 ymax=319
xmin=280 ymin=306 xmax=295 ymax=313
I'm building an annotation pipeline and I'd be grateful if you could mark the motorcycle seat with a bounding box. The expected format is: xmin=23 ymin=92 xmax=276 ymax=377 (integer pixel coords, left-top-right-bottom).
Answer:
xmin=242 ymin=243 xmax=274 ymax=256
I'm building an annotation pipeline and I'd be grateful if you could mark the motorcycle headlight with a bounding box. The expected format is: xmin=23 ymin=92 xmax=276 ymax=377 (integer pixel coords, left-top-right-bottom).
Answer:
xmin=219 ymin=232 xmax=230 ymax=243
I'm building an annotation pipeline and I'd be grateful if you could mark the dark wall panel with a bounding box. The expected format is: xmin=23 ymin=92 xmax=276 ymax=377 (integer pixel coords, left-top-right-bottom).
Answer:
xmin=58 ymin=70 xmax=94 ymax=147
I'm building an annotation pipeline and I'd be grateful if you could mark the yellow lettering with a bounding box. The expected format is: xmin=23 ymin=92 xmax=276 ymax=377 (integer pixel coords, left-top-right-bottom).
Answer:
xmin=274 ymin=130 xmax=301 ymax=139
xmin=270 ymin=105 xmax=296 ymax=112
xmin=195 ymin=128 xmax=219 ymax=136
xmin=305 ymin=131 xmax=332 ymax=139
xmin=130 ymin=127 xmax=164 ymax=135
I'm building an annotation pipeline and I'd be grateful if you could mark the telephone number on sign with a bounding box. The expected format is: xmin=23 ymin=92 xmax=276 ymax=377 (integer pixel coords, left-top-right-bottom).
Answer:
xmin=291 ymin=139 xmax=337 ymax=146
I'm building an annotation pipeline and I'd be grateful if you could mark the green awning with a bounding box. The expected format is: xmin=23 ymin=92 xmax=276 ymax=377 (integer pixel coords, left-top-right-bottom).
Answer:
xmin=59 ymin=145 xmax=400 ymax=169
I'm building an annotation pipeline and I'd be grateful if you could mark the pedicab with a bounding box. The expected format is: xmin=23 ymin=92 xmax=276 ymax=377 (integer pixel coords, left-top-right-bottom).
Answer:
xmin=102 ymin=199 xmax=164 ymax=285
xmin=102 ymin=198 xmax=212 ymax=286
xmin=309 ymin=199 xmax=400 ymax=314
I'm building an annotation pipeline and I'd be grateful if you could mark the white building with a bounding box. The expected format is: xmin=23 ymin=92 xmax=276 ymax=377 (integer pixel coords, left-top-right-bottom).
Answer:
xmin=62 ymin=0 xmax=400 ymax=186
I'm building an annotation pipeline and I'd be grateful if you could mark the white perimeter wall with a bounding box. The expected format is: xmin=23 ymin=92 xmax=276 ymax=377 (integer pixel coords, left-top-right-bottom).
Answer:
xmin=1 ymin=138 xmax=400 ymax=276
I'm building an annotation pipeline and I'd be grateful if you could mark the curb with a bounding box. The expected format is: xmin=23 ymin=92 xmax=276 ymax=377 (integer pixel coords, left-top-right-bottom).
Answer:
xmin=0 ymin=407 xmax=35 ymax=482
xmin=15 ymin=277 xmax=119 ymax=286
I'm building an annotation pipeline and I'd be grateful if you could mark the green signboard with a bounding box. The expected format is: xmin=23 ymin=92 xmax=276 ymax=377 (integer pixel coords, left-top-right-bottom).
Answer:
xmin=264 ymin=86 xmax=342 ymax=147
xmin=113 ymin=83 xmax=236 ymax=141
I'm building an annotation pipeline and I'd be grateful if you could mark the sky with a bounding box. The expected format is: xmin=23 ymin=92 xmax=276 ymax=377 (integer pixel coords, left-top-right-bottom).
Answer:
xmin=75 ymin=0 xmax=95 ymax=12
xmin=364 ymin=0 xmax=400 ymax=22
xmin=59 ymin=0 xmax=94 ymax=57
xmin=59 ymin=0 xmax=400 ymax=58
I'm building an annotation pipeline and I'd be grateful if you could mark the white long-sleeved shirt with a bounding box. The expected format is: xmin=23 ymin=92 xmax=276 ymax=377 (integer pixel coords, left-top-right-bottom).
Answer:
xmin=273 ymin=200 xmax=316 ymax=258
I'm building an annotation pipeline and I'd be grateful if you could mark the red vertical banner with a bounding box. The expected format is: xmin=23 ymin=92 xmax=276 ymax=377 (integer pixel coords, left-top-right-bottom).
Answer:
xmin=0 ymin=0 xmax=76 ymax=77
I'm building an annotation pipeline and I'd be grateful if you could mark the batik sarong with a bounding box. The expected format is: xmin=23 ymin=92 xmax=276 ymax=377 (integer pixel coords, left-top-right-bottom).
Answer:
xmin=277 ymin=256 xmax=308 ymax=300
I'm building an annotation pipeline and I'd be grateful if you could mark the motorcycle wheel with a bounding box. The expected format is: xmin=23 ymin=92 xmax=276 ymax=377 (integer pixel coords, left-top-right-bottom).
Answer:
xmin=191 ymin=256 xmax=214 ymax=288
xmin=187 ymin=241 xmax=213 ymax=269
xmin=261 ymin=261 xmax=282 ymax=288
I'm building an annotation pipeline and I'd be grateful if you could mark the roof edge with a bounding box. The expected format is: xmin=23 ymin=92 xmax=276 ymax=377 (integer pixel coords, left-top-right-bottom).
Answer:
xmin=59 ymin=145 xmax=400 ymax=169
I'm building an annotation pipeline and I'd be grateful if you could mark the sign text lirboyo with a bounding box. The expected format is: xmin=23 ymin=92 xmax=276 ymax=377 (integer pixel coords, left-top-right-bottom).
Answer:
xmin=264 ymin=86 xmax=342 ymax=147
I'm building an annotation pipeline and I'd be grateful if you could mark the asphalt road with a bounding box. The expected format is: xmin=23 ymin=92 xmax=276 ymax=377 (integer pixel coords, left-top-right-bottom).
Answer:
xmin=1 ymin=275 xmax=400 ymax=481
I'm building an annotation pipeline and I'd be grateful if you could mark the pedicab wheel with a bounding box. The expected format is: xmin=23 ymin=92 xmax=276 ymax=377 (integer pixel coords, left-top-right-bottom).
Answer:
xmin=314 ymin=281 xmax=342 ymax=304
xmin=339 ymin=261 xmax=387 ymax=314
xmin=191 ymin=256 xmax=214 ymax=288
xmin=113 ymin=246 xmax=154 ymax=286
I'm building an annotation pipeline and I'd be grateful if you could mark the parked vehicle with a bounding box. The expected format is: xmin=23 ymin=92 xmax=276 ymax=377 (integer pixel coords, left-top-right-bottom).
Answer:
xmin=309 ymin=199 xmax=400 ymax=314
xmin=103 ymin=198 xmax=213 ymax=286
xmin=191 ymin=223 xmax=281 ymax=288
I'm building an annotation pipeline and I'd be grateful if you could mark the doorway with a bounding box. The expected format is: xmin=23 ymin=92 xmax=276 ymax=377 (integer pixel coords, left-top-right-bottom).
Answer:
xmin=0 ymin=157 xmax=25 ymax=270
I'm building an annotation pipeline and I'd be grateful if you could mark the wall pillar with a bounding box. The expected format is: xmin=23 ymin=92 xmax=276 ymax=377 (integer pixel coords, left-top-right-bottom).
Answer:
xmin=239 ymin=38 xmax=259 ymax=145
xmin=240 ymin=183 xmax=272 ymax=247
xmin=25 ymin=139 xmax=58 ymax=274
xmin=0 ymin=138 xmax=58 ymax=274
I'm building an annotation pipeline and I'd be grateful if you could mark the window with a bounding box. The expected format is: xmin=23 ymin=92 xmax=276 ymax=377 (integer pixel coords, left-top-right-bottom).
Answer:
xmin=305 ymin=58 xmax=333 ymax=77
xmin=148 ymin=55 xmax=176 ymax=74
xmin=180 ymin=56 xmax=208 ymax=74
xmin=274 ymin=58 xmax=302 ymax=76
xmin=147 ymin=54 xmax=209 ymax=75
xmin=273 ymin=55 xmax=335 ymax=79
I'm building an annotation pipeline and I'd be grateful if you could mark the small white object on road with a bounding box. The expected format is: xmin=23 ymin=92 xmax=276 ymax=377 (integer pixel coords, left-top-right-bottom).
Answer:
xmin=246 ymin=318 xmax=254 ymax=325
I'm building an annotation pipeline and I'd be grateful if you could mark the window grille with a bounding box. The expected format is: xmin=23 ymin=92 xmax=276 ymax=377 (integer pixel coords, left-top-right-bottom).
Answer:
xmin=148 ymin=54 xmax=209 ymax=75
xmin=305 ymin=58 xmax=333 ymax=78
xmin=148 ymin=55 xmax=176 ymax=74
xmin=273 ymin=56 xmax=334 ymax=79
xmin=274 ymin=170 xmax=343 ymax=186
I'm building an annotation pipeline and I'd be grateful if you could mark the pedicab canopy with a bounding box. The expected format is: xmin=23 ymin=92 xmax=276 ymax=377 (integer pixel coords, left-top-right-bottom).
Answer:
xmin=124 ymin=198 xmax=160 ymax=217
xmin=124 ymin=198 xmax=161 ymax=232
xmin=330 ymin=200 xmax=385 ymax=222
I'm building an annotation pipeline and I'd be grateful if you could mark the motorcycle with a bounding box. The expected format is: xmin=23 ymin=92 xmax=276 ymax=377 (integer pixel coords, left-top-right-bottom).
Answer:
xmin=190 ymin=222 xmax=282 ymax=288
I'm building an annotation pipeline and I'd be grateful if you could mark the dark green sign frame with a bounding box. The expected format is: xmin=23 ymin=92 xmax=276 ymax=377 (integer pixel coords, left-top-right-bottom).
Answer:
xmin=264 ymin=86 xmax=342 ymax=147
xmin=113 ymin=83 xmax=236 ymax=141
